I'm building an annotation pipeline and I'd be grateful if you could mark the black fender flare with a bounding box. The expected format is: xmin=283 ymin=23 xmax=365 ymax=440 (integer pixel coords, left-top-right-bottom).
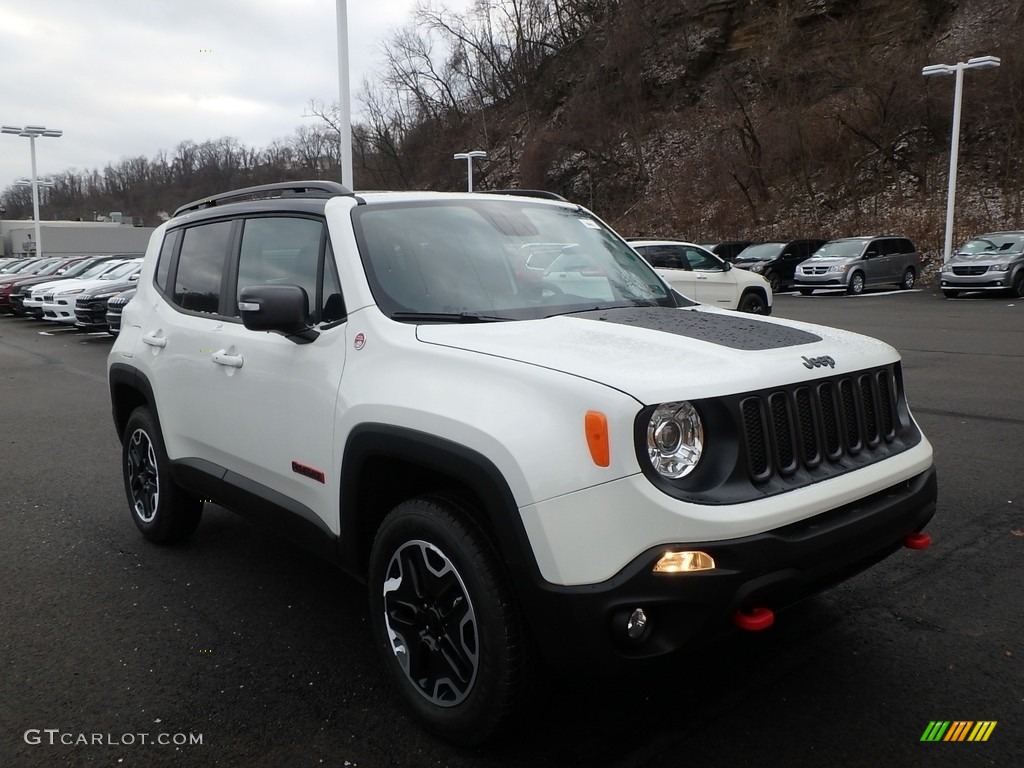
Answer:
xmin=339 ymin=423 xmax=542 ymax=587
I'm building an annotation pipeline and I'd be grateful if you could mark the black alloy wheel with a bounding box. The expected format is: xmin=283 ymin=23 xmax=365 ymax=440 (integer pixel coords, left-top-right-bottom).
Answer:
xmin=368 ymin=495 xmax=534 ymax=744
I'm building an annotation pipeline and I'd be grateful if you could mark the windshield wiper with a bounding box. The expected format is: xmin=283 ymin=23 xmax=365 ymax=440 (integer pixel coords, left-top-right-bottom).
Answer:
xmin=389 ymin=311 xmax=511 ymax=324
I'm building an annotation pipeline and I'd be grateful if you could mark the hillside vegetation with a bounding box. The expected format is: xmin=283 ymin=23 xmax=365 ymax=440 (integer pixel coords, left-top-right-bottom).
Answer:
xmin=4 ymin=0 xmax=1022 ymax=266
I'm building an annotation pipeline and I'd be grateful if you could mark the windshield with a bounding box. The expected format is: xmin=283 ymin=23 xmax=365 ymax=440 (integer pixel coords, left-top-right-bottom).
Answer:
xmin=957 ymin=234 xmax=1024 ymax=256
xmin=734 ymin=243 xmax=785 ymax=262
xmin=12 ymin=259 xmax=55 ymax=275
xmin=810 ymin=240 xmax=866 ymax=259
xmin=353 ymin=200 xmax=675 ymax=320
xmin=99 ymin=261 xmax=142 ymax=280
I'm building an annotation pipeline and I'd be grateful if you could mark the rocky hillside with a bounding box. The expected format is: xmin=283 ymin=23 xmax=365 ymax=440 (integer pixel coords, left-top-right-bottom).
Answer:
xmin=424 ymin=0 xmax=1024 ymax=263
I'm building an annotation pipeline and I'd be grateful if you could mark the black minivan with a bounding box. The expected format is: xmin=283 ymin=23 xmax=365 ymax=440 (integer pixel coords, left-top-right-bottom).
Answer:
xmin=732 ymin=239 xmax=827 ymax=292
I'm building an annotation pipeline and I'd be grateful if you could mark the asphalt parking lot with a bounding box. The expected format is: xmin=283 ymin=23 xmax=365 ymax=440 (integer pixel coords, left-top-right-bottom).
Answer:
xmin=1 ymin=287 xmax=1021 ymax=767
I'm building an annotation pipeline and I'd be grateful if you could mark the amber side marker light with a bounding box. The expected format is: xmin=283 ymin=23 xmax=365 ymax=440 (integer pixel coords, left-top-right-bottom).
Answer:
xmin=585 ymin=410 xmax=610 ymax=467
xmin=653 ymin=550 xmax=716 ymax=573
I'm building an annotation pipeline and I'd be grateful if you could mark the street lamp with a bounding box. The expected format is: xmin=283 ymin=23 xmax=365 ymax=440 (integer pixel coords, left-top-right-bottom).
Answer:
xmin=453 ymin=151 xmax=487 ymax=192
xmin=335 ymin=0 xmax=353 ymax=190
xmin=921 ymin=55 xmax=1000 ymax=264
xmin=2 ymin=124 xmax=63 ymax=259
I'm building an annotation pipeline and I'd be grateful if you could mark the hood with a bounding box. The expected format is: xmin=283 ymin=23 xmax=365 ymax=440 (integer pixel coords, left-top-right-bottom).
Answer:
xmin=416 ymin=306 xmax=898 ymax=404
xmin=948 ymin=250 xmax=1023 ymax=265
xmin=802 ymin=256 xmax=854 ymax=266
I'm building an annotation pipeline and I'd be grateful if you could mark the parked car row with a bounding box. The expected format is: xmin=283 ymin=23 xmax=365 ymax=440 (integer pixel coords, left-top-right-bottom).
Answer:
xmin=699 ymin=231 xmax=1024 ymax=298
xmin=0 ymin=254 xmax=142 ymax=333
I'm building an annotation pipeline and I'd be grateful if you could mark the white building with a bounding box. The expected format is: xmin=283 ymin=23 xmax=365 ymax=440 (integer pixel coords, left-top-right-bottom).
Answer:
xmin=0 ymin=218 xmax=154 ymax=258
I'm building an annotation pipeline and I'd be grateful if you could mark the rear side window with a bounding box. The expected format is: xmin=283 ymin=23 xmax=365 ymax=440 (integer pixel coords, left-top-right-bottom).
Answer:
xmin=173 ymin=221 xmax=232 ymax=314
xmin=155 ymin=230 xmax=180 ymax=294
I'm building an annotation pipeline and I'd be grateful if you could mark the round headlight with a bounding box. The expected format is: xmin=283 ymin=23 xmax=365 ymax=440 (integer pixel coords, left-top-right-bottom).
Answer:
xmin=647 ymin=401 xmax=703 ymax=479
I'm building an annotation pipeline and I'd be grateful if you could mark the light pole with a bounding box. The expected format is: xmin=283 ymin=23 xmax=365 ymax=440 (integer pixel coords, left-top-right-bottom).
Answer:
xmin=921 ymin=55 xmax=1000 ymax=264
xmin=453 ymin=151 xmax=487 ymax=192
xmin=2 ymin=124 xmax=63 ymax=259
xmin=335 ymin=0 xmax=353 ymax=190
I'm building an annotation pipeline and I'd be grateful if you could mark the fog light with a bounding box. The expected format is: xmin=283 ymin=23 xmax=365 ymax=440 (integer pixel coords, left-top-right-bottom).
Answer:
xmin=653 ymin=550 xmax=715 ymax=573
xmin=626 ymin=608 xmax=648 ymax=640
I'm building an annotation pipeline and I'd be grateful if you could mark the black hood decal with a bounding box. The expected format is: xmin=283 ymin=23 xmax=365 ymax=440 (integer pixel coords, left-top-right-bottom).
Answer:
xmin=573 ymin=307 xmax=821 ymax=350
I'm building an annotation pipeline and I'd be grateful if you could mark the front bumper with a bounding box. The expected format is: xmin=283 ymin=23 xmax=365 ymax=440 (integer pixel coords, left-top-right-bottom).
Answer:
xmin=518 ymin=465 xmax=936 ymax=672
xmin=75 ymin=299 xmax=110 ymax=328
xmin=940 ymin=274 xmax=1012 ymax=291
xmin=793 ymin=274 xmax=847 ymax=288
xmin=41 ymin=298 xmax=78 ymax=323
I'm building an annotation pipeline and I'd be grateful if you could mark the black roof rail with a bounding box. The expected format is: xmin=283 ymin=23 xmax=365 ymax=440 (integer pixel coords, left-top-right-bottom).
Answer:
xmin=173 ymin=181 xmax=354 ymax=217
xmin=481 ymin=189 xmax=569 ymax=202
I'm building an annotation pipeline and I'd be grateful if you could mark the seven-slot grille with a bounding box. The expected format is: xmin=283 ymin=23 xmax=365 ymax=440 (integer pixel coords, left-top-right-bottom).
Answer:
xmin=739 ymin=367 xmax=899 ymax=483
xmin=952 ymin=265 xmax=988 ymax=276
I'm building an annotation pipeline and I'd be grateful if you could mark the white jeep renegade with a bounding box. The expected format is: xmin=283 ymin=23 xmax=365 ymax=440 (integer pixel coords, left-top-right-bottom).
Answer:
xmin=108 ymin=182 xmax=936 ymax=744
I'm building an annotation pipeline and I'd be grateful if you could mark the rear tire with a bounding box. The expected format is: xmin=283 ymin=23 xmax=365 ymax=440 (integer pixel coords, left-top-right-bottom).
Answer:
xmin=368 ymin=494 xmax=534 ymax=745
xmin=899 ymin=268 xmax=916 ymax=290
xmin=122 ymin=407 xmax=203 ymax=543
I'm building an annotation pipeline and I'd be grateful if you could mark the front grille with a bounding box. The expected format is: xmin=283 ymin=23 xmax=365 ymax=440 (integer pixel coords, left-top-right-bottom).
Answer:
xmin=802 ymin=265 xmax=830 ymax=275
xmin=952 ymin=265 xmax=988 ymax=276
xmin=43 ymin=292 xmax=54 ymax=302
xmin=739 ymin=367 xmax=900 ymax=485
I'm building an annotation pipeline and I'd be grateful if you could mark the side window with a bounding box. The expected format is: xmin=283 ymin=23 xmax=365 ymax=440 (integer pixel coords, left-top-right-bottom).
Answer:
xmin=685 ymin=247 xmax=723 ymax=271
xmin=638 ymin=246 xmax=688 ymax=270
xmin=881 ymin=239 xmax=901 ymax=256
xmin=898 ymin=239 xmax=915 ymax=255
xmin=235 ymin=217 xmax=344 ymax=324
xmin=173 ymin=221 xmax=232 ymax=314
xmin=154 ymin=229 xmax=180 ymax=294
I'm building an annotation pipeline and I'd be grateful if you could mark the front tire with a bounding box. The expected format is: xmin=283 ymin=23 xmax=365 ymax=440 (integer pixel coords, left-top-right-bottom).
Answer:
xmin=1011 ymin=271 xmax=1024 ymax=298
xmin=122 ymin=407 xmax=203 ymax=543
xmin=368 ymin=495 xmax=534 ymax=745
xmin=765 ymin=271 xmax=782 ymax=292
xmin=942 ymin=289 xmax=960 ymax=298
xmin=738 ymin=291 xmax=768 ymax=314
xmin=847 ymin=271 xmax=865 ymax=295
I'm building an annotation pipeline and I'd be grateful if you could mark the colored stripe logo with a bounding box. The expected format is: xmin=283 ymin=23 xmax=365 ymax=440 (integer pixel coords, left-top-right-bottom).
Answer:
xmin=921 ymin=721 xmax=997 ymax=742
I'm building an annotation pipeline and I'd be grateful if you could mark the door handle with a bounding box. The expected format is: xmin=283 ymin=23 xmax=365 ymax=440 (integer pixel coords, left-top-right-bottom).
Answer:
xmin=212 ymin=351 xmax=244 ymax=369
xmin=142 ymin=333 xmax=167 ymax=348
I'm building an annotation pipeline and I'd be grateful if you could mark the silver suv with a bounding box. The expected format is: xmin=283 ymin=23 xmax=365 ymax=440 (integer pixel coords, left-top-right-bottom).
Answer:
xmin=794 ymin=236 xmax=920 ymax=295
xmin=940 ymin=231 xmax=1024 ymax=298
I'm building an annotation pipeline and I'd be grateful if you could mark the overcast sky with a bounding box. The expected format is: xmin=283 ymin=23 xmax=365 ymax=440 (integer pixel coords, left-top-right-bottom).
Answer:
xmin=1 ymin=0 xmax=469 ymax=193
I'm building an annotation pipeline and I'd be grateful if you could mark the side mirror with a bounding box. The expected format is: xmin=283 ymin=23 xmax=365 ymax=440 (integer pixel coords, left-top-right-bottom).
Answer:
xmin=239 ymin=284 xmax=318 ymax=344
xmin=129 ymin=273 xmax=140 ymax=282
xmin=722 ymin=261 xmax=732 ymax=271
xmin=864 ymin=251 xmax=876 ymax=259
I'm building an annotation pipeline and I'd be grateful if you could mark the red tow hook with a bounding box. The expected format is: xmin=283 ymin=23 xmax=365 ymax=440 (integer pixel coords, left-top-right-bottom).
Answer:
xmin=733 ymin=606 xmax=774 ymax=632
xmin=904 ymin=532 xmax=932 ymax=550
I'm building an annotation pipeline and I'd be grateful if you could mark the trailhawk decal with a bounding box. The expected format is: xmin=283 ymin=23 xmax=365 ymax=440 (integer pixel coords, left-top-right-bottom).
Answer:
xmin=574 ymin=307 xmax=821 ymax=351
